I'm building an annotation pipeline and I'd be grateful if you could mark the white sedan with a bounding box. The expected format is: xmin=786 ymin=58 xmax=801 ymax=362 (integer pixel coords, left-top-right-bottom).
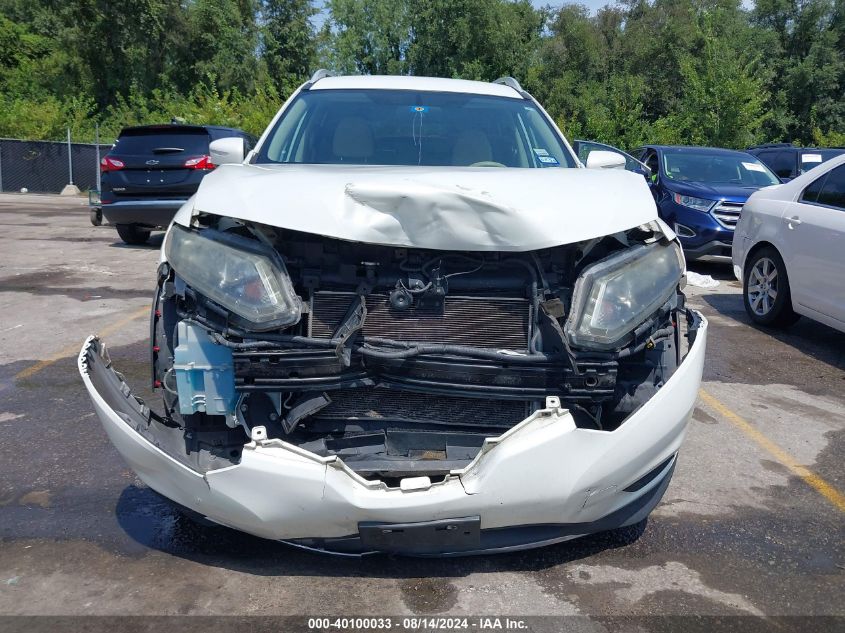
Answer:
xmin=733 ymin=153 xmax=845 ymax=332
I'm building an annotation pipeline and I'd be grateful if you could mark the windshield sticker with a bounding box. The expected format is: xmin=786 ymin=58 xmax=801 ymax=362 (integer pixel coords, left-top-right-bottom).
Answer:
xmin=533 ymin=148 xmax=550 ymax=157
xmin=409 ymin=105 xmax=429 ymax=113
xmin=538 ymin=155 xmax=560 ymax=165
xmin=802 ymin=153 xmax=823 ymax=163
xmin=742 ymin=161 xmax=766 ymax=173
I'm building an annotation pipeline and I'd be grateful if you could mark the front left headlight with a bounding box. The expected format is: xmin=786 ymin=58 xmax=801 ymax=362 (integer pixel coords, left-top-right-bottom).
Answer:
xmin=165 ymin=224 xmax=302 ymax=331
xmin=565 ymin=241 xmax=684 ymax=350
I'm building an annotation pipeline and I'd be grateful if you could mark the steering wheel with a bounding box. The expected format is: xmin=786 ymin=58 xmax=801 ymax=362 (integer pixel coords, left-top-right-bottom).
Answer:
xmin=469 ymin=161 xmax=506 ymax=168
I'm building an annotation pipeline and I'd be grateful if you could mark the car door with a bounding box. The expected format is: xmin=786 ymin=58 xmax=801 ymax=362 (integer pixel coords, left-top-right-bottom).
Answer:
xmin=781 ymin=164 xmax=845 ymax=324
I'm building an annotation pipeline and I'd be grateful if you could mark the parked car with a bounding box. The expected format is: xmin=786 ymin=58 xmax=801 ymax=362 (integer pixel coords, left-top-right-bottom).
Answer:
xmin=100 ymin=124 xmax=256 ymax=244
xmin=747 ymin=143 xmax=845 ymax=182
xmin=634 ymin=145 xmax=781 ymax=260
xmin=573 ymin=139 xmax=651 ymax=179
xmin=79 ymin=73 xmax=707 ymax=556
xmin=733 ymin=153 xmax=845 ymax=332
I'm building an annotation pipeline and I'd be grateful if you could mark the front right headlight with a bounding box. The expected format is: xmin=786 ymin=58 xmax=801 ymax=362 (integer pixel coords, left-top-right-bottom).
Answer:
xmin=673 ymin=193 xmax=713 ymax=212
xmin=565 ymin=241 xmax=684 ymax=350
xmin=165 ymin=224 xmax=302 ymax=331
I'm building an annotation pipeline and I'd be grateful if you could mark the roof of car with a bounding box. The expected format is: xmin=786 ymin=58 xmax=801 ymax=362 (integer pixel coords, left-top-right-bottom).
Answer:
xmin=643 ymin=145 xmax=753 ymax=156
xmin=308 ymin=74 xmax=524 ymax=99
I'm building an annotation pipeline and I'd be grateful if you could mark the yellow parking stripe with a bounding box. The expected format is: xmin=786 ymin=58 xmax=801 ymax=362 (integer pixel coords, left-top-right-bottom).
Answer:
xmin=14 ymin=305 xmax=150 ymax=381
xmin=699 ymin=388 xmax=845 ymax=513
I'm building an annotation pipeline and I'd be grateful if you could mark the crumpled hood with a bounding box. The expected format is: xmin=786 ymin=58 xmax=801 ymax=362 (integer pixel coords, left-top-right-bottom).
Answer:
xmin=187 ymin=164 xmax=658 ymax=252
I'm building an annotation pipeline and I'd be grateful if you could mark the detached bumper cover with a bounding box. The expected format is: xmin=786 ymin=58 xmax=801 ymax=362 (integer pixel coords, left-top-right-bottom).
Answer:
xmin=79 ymin=312 xmax=707 ymax=555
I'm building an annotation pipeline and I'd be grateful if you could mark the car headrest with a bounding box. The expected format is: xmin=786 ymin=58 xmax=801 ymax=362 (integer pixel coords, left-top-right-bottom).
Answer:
xmin=332 ymin=117 xmax=374 ymax=161
xmin=452 ymin=129 xmax=492 ymax=166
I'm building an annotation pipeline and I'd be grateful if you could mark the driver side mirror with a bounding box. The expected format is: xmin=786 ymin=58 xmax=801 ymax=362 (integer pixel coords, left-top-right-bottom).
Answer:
xmin=586 ymin=150 xmax=626 ymax=170
xmin=209 ymin=137 xmax=246 ymax=165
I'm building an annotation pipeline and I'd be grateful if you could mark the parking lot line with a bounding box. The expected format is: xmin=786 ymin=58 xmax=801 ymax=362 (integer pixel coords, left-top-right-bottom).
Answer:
xmin=14 ymin=305 xmax=150 ymax=381
xmin=699 ymin=388 xmax=845 ymax=513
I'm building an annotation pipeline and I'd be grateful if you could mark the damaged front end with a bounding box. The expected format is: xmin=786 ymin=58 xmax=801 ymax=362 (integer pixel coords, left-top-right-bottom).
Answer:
xmin=153 ymin=215 xmax=687 ymax=477
xmin=80 ymin=212 xmax=707 ymax=554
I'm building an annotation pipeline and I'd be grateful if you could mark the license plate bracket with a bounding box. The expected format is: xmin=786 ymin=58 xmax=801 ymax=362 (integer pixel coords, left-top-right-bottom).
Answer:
xmin=358 ymin=516 xmax=481 ymax=554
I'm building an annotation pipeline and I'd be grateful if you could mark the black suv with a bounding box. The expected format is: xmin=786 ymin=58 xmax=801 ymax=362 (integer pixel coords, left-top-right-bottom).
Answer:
xmin=100 ymin=124 xmax=256 ymax=244
xmin=746 ymin=143 xmax=845 ymax=182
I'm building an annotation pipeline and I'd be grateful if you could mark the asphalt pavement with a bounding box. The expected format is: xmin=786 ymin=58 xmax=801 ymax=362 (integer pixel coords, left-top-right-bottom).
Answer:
xmin=0 ymin=193 xmax=842 ymax=629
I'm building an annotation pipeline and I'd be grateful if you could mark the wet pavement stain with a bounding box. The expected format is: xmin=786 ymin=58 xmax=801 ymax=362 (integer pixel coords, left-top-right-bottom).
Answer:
xmin=398 ymin=577 xmax=459 ymax=613
xmin=20 ymin=209 xmax=89 ymax=219
xmin=18 ymin=490 xmax=51 ymax=508
xmin=692 ymin=407 xmax=719 ymax=425
xmin=700 ymin=294 xmax=845 ymax=398
xmin=0 ymin=268 xmax=150 ymax=301
xmin=0 ymin=269 xmax=80 ymax=288
xmin=759 ymin=459 xmax=791 ymax=476
xmin=15 ymin=236 xmax=117 ymax=244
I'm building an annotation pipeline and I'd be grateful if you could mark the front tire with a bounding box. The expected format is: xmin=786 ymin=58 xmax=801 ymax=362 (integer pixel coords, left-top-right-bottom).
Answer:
xmin=743 ymin=246 xmax=800 ymax=328
xmin=116 ymin=224 xmax=151 ymax=245
xmin=89 ymin=207 xmax=102 ymax=226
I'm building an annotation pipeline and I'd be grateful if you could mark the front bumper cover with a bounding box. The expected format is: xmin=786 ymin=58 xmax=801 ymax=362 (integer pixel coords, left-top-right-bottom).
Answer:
xmin=79 ymin=311 xmax=707 ymax=556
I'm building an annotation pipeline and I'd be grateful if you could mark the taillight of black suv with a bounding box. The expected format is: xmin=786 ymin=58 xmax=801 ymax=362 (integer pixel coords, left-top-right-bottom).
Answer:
xmin=100 ymin=124 xmax=256 ymax=245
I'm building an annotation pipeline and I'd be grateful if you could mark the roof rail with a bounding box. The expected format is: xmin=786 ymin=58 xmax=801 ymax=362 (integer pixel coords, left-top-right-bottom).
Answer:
xmin=492 ymin=76 xmax=523 ymax=92
xmin=309 ymin=69 xmax=333 ymax=83
xmin=747 ymin=142 xmax=792 ymax=150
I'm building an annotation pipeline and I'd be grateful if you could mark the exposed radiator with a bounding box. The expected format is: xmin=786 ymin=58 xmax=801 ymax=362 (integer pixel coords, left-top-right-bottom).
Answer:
xmin=309 ymin=291 xmax=530 ymax=351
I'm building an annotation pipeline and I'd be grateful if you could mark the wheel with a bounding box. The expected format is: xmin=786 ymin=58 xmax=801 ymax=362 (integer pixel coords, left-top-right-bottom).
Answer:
xmin=743 ymin=246 xmax=800 ymax=328
xmin=89 ymin=207 xmax=102 ymax=226
xmin=116 ymin=224 xmax=151 ymax=245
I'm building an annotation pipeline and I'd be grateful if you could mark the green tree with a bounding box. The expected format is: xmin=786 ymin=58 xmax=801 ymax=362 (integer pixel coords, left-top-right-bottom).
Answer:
xmin=407 ymin=0 xmax=543 ymax=80
xmin=182 ymin=0 xmax=262 ymax=93
xmin=325 ymin=0 xmax=411 ymax=74
xmin=260 ymin=0 xmax=318 ymax=93
xmin=754 ymin=0 xmax=845 ymax=142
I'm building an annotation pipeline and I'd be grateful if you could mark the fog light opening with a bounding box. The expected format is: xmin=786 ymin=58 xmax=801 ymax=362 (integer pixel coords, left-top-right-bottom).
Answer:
xmin=674 ymin=223 xmax=697 ymax=239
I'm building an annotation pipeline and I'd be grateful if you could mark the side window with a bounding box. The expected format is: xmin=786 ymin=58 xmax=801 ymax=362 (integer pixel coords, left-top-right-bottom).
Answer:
xmin=799 ymin=152 xmax=825 ymax=174
xmin=801 ymin=173 xmax=828 ymax=204
xmin=766 ymin=151 xmax=796 ymax=179
xmin=644 ymin=150 xmax=659 ymax=177
xmin=816 ymin=165 xmax=845 ymax=210
xmin=754 ymin=150 xmax=775 ymax=169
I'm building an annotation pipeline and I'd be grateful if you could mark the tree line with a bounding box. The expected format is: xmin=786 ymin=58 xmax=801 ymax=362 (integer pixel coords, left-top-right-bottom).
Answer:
xmin=1 ymin=0 xmax=843 ymax=150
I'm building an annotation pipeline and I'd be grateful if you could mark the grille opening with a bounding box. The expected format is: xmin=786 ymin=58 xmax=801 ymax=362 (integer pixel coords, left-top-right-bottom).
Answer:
xmin=711 ymin=202 xmax=743 ymax=228
xmin=286 ymin=387 xmax=535 ymax=477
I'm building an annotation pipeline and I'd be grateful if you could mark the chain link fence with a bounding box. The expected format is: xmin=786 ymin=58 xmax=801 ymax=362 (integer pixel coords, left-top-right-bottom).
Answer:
xmin=0 ymin=138 xmax=113 ymax=194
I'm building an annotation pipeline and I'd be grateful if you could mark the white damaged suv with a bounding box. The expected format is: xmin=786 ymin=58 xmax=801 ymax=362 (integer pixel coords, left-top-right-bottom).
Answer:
xmin=79 ymin=73 xmax=707 ymax=555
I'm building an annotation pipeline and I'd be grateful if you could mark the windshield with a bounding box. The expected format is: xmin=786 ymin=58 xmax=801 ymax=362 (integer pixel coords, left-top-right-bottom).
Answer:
xmin=255 ymin=89 xmax=577 ymax=168
xmin=662 ymin=150 xmax=779 ymax=186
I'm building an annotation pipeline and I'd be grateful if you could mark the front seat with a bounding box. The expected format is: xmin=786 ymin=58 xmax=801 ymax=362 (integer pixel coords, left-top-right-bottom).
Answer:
xmin=332 ymin=117 xmax=375 ymax=163
xmin=452 ymin=129 xmax=493 ymax=166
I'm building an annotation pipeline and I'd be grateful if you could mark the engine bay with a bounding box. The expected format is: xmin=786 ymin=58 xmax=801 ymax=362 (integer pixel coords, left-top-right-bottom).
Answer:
xmin=150 ymin=214 xmax=692 ymax=482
